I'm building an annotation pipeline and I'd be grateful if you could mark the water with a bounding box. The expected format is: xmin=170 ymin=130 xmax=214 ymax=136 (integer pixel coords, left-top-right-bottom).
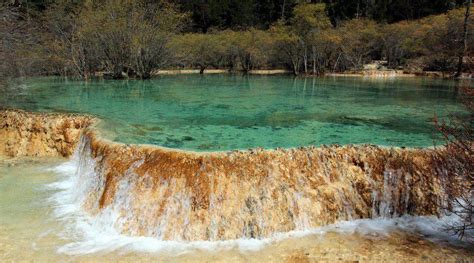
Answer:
xmin=1 ymin=75 xmax=467 ymax=151
xmin=1 ymin=75 xmax=473 ymax=260
xmin=0 ymin=158 xmax=472 ymax=261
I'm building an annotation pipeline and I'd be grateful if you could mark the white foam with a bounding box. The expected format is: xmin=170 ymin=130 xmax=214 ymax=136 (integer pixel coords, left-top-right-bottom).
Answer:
xmin=45 ymin=146 xmax=472 ymax=256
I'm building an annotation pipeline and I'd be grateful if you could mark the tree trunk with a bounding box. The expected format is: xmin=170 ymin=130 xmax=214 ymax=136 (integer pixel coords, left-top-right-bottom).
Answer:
xmin=228 ymin=55 xmax=237 ymax=73
xmin=242 ymin=54 xmax=252 ymax=74
xmin=304 ymin=45 xmax=308 ymax=74
xmin=281 ymin=0 xmax=286 ymax=20
xmin=455 ymin=0 xmax=471 ymax=78
xmin=333 ymin=53 xmax=342 ymax=72
xmin=200 ymin=65 xmax=206 ymax=74
xmin=356 ymin=0 xmax=360 ymax=19
xmin=312 ymin=46 xmax=316 ymax=75
xmin=292 ymin=58 xmax=299 ymax=76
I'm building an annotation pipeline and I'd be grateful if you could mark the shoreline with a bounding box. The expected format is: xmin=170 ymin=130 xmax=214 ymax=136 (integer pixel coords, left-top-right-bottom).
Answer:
xmin=14 ymin=70 xmax=472 ymax=82
xmin=93 ymin=69 xmax=473 ymax=79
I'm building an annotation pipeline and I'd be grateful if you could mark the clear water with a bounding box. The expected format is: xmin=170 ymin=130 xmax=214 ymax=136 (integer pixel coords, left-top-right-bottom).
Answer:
xmin=1 ymin=75 xmax=467 ymax=151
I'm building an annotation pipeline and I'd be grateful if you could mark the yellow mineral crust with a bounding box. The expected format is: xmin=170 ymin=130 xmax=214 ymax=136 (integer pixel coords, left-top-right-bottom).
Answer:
xmin=81 ymin=132 xmax=450 ymax=241
xmin=0 ymin=110 xmax=94 ymax=157
xmin=0 ymin=110 xmax=454 ymax=241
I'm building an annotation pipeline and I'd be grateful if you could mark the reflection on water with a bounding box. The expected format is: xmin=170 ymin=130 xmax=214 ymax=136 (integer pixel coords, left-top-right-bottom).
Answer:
xmin=1 ymin=75 xmax=469 ymax=150
xmin=0 ymin=158 xmax=472 ymax=261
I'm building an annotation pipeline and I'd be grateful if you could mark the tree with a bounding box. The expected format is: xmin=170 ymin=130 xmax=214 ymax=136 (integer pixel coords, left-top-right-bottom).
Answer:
xmin=270 ymin=20 xmax=303 ymax=75
xmin=417 ymin=8 xmax=473 ymax=73
xmin=455 ymin=0 xmax=472 ymax=77
xmin=3 ymin=0 xmax=472 ymax=78
xmin=290 ymin=3 xmax=332 ymax=74
xmin=336 ymin=19 xmax=382 ymax=70
xmin=129 ymin=1 xmax=186 ymax=79
xmin=233 ymin=29 xmax=272 ymax=73
xmin=0 ymin=3 xmax=21 ymax=81
xmin=42 ymin=0 xmax=186 ymax=79
xmin=171 ymin=33 xmax=225 ymax=73
xmin=42 ymin=0 xmax=90 ymax=77
xmin=324 ymin=0 xmax=466 ymax=25
xmin=173 ymin=0 xmax=298 ymax=32
xmin=78 ymin=0 xmax=186 ymax=79
xmin=435 ymin=86 xmax=473 ymax=240
xmin=308 ymin=28 xmax=342 ymax=74
xmin=0 ymin=2 xmax=44 ymax=80
xmin=380 ymin=21 xmax=419 ymax=68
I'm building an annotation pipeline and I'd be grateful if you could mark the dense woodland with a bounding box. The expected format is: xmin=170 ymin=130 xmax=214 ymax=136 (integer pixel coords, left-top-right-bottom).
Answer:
xmin=1 ymin=0 xmax=472 ymax=79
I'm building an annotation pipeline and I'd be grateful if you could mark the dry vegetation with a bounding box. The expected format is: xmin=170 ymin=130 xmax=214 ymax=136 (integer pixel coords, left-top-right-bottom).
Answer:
xmin=435 ymin=86 xmax=473 ymax=240
xmin=1 ymin=1 xmax=472 ymax=79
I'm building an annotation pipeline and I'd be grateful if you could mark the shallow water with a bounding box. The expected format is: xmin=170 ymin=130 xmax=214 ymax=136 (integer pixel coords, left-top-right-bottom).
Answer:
xmin=1 ymin=75 xmax=468 ymax=151
xmin=0 ymin=158 xmax=473 ymax=261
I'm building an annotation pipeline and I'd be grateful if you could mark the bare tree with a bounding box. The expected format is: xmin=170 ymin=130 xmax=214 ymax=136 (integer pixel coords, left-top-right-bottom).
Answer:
xmin=435 ymin=86 xmax=473 ymax=240
xmin=455 ymin=0 xmax=472 ymax=78
xmin=0 ymin=3 xmax=42 ymax=80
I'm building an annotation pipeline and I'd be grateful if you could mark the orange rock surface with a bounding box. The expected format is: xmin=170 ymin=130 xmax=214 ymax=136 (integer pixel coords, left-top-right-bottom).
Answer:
xmin=0 ymin=110 xmax=94 ymax=157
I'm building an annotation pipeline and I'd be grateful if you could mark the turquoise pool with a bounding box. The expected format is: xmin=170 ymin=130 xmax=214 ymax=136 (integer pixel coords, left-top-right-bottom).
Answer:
xmin=1 ymin=75 xmax=467 ymax=151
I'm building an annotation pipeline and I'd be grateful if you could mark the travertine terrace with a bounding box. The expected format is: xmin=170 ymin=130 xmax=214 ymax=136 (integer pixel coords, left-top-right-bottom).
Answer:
xmin=0 ymin=110 xmax=94 ymax=157
xmin=1 ymin=110 xmax=454 ymax=241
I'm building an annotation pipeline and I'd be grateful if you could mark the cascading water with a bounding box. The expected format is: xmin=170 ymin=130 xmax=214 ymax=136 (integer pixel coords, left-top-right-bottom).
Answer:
xmin=1 ymin=109 xmax=468 ymax=258
xmin=49 ymin=132 xmax=453 ymax=245
xmin=371 ymin=169 xmax=412 ymax=218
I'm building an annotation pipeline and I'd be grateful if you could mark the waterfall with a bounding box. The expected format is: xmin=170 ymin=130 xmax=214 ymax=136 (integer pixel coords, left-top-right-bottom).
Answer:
xmin=57 ymin=133 xmax=450 ymax=242
xmin=371 ymin=169 xmax=411 ymax=218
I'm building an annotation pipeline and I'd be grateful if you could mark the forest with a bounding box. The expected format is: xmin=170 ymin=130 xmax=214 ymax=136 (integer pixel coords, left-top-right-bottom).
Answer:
xmin=1 ymin=0 xmax=472 ymax=79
